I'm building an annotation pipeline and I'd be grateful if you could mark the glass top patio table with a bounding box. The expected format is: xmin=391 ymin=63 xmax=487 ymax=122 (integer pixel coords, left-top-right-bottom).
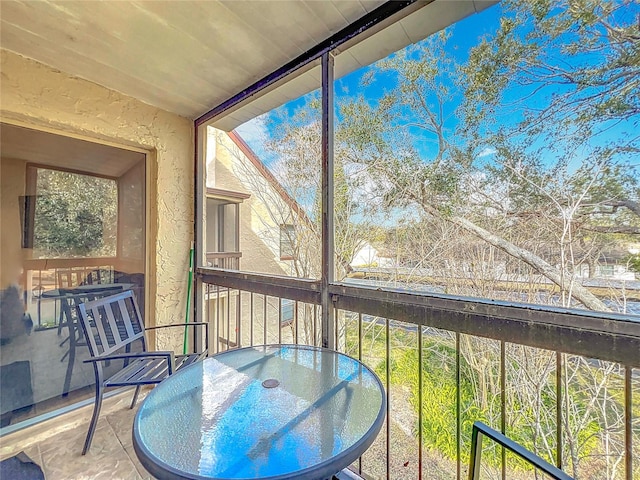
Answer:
xmin=132 ymin=344 xmax=386 ymax=480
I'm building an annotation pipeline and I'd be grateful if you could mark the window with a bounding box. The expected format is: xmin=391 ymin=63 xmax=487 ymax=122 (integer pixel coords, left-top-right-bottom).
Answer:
xmin=279 ymin=224 xmax=295 ymax=261
xmin=1 ymin=124 xmax=147 ymax=427
xmin=598 ymin=265 xmax=614 ymax=277
xmin=27 ymin=167 xmax=117 ymax=259
xmin=205 ymin=193 xmax=245 ymax=267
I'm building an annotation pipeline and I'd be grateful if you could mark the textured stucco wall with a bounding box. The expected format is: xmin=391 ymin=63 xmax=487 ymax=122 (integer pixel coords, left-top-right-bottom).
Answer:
xmin=0 ymin=50 xmax=193 ymax=351
xmin=0 ymin=158 xmax=27 ymax=288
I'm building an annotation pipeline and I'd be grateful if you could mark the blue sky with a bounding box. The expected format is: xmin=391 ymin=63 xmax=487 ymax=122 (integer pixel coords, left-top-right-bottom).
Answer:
xmin=236 ymin=0 xmax=639 ymax=178
xmin=236 ymin=3 xmax=503 ymax=161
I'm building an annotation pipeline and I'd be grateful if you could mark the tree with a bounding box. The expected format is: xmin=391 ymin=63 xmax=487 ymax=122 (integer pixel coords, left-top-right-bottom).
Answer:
xmin=333 ymin=2 xmax=638 ymax=478
xmin=34 ymin=169 xmax=117 ymax=258
xmin=336 ymin=0 xmax=639 ymax=312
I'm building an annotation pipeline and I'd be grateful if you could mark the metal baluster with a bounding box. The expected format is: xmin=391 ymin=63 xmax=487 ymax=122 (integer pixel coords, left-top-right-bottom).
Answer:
xmin=313 ymin=305 xmax=318 ymax=347
xmin=625 ymin=366 xmax=632 ymax=480
xmin=457 ymin=332 xmax=461 ymax=480
xmin=386 ymin=317 xmax=390 ymax=480
xmin=216 ymin=286 xmax=221 ymax=354
xmin=294 ymin=300 xmax=299 ymax=345
xmin=358 ymin=311 xmax=363 ymax=476
xmin=236 ymin=290 xmax=242 ymax=348
xmin=263 ymin=295 xmax=267 ymax=345
xmin=418 ymin=319 xmax=423 ymax=480
xmin=501 ymin=341 xmax=506 ymax=480
xmin=278 ymin=297 xmax=282 ymax=344
xmin=556 ymin=352 xmax=563 ymax=470
xmin=250 ymin=292 xmax=254 ymax=346
xmin=226 ymin=288 xmax=231 ymax=350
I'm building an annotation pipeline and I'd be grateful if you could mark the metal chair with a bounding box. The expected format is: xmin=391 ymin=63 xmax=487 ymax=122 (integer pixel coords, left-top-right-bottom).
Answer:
xmin=468 ymin=421 xmax=573 ymax=480
xmin=58 ymin=286 xmax=125 ymax=396
xmin=77 ymin=290 xmax=209 ymax=455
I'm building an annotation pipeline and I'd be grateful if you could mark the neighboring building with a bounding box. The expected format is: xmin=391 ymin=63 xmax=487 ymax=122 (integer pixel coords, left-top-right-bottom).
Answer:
xmin=350 ymin=241 xmax=395 ymax=269
xmin=204 ymin=128 xmax=320 ymax=349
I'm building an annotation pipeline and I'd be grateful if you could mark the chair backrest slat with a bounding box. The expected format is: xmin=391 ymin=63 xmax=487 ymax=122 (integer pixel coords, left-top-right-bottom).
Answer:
xmin=118 ymin=298 xmax=136 ymax=340
xmin=103 ymin=300 xmax=120 ymax=346
xmin=78 ymin=290 xmax=146 ymax=358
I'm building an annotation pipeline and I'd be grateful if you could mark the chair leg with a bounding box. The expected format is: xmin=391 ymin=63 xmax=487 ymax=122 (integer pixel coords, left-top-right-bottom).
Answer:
xmin=130 ymin=385 xmax=141 ymax=409
xmin=62 ymin=340 xmax=75 ymax=397
xmin=56 ymin=300 xmax=64 ymax=335
xmin=82 ymin=370 xmax=104 ymax=455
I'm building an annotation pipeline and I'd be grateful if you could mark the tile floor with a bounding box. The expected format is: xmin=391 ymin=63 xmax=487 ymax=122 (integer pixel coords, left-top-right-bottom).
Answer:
xmin=0 ymin=388 xmax=361 ymax=480
xmin=1 ymin=389 xmax=153 ymax=479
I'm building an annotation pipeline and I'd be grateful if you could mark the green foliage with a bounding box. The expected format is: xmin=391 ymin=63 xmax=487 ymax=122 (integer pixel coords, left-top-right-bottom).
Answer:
xmin=343 ymin=316 xmax=623 ymax=476
xmin=626 ymin=254 xmax=640 ymax=273
xmin=33 ymin=169 xmax=117 ymax=258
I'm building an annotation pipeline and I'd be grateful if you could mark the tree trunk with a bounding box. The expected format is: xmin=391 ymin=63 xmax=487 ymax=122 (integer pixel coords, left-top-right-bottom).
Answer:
xmin=418 ymin=201 xmax=611 ymax=312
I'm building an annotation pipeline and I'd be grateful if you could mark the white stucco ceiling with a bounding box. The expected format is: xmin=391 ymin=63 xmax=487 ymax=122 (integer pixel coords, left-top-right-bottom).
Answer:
xmin=0 ymin=1 xmax=495 ymax=127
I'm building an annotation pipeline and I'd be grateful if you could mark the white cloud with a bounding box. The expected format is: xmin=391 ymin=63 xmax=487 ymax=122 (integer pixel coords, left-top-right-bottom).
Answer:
xmin=477 ymin=146 xmax=497 ymax=158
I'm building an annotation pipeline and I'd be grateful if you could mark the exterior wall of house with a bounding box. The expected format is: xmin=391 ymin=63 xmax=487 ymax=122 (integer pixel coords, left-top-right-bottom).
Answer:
xmin=0 ymin=50 xmax=193 ymax=351
xmin=205 ymin=128 xmax=320 ymax=349
xmin=351 ymin=242 xmax=395 ymax=269
xmin=208 ymin=128 xmax=292 ymax=276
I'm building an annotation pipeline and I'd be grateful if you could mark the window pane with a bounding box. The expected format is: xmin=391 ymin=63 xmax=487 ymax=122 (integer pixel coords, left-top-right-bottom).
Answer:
xmin=1 ymin=125 xmax=146 ymax=427
xmin=334 ymin=1 xmax=639 ymax=315
xmin=204 ymin=73 xmax=321 ymax=279
xmin=33 ymin=168 xmax=117 ymax=258
xmin=279 ymin=224 xmax=295 ymax=260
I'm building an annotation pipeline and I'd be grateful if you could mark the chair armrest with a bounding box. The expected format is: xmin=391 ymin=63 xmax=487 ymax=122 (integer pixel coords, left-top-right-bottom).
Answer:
xmin=145 ymin=323 xmax=210 ymax=355
xmin=83 ymin=351 xmax=176 ymax=374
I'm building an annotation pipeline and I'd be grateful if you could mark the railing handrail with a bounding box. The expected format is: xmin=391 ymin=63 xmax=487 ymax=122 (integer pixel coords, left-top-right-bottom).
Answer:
xmin=196 ymin=267 xmax=640 ymax=367
xmin=205 ymin=251 xmax=242 ymax=259
xmin=197 ymin=267 xmax=321 ymax=305
xmin=23 ymin=257 xmax=116 ymax=270
xmin=469 ymin=421 xmax=573 ymax=480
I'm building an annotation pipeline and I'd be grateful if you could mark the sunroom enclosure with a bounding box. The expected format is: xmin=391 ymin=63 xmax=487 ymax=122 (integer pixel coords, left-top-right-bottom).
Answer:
xmin=194 ymin=1 xmax=639 ymax=479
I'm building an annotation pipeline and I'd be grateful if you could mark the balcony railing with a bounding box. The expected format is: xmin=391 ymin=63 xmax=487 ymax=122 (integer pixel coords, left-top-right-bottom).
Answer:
xmin=198 ymin=267 xmax=640 ymax=480
xmin=205 ymin=251 xmax=242 ymax=270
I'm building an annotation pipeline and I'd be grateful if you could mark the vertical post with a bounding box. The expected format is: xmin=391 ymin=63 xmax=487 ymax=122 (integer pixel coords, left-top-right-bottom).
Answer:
xmin=263 ymin=295 xmax=267 ymax=345
xmin=321 ymin=51 xmax=335 ymax=349
xmin=193 ymin=123 xmax=206 ymax=350
xmin=218 ymin=204 xmax=225 ymax=252
xmin=556 ymin=352 xmax=563 ymax=470
xmin=625 ymin=366 xmax=632 ymax=480
xmin=469 ymin=424 xmax=483 ymax=480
